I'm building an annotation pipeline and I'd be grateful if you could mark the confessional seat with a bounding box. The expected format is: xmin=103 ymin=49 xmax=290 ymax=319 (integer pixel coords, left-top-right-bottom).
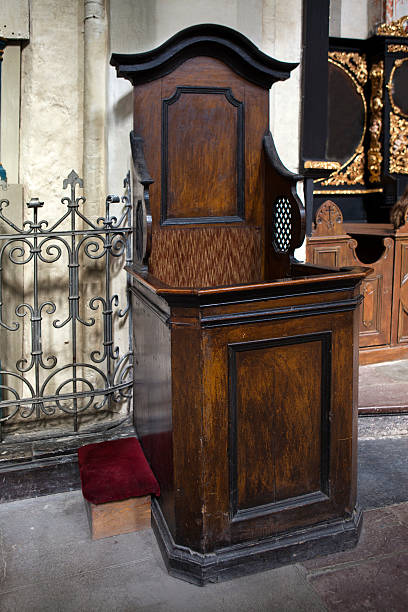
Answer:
xmin=111 ymin=24 xmax=368 ymax=585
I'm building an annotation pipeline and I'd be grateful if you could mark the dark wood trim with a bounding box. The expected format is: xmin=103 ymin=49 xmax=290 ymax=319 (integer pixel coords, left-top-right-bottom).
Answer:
xmin=130 ymin=131 xmax=153 ymax=268
xmin=130 ymin=131 xmax=154 ymax=186
xmin=300 ymin=0 xmax=330 ymax=164
xmin=160 ymin=215 xmax=245 ymax=226
xmin=231 ymin=491 xmax=330 ymax=522
xmin=126 ymin=263 xmax=369 ymax=310
xmin=152 ymin=497 xmax=363 ymax=586
xmin=201 ymin=298 xmax=362 ymax=328
xmin=264 ymin=131 xmax=302 ymax=181
xmin=0 ymin=455 xmax=81 ymax=503
xmin=111 ymin=23 xmax=298 ymax=89
xmin=161 ymin=86 xmax=245 ymax=225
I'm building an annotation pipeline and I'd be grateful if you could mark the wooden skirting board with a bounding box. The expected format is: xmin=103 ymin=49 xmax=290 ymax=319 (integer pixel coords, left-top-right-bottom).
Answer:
xmin=359 ymin=344 xmax=408 ymax=365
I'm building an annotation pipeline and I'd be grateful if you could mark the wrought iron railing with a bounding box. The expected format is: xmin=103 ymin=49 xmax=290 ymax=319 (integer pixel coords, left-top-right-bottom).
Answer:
xmin=0 ymin=171 xmax=133 ymax=442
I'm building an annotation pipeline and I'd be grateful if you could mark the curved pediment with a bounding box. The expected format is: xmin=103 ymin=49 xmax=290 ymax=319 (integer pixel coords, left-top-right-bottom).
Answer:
xmin=110 ymin=23 xmax=298 ymax=89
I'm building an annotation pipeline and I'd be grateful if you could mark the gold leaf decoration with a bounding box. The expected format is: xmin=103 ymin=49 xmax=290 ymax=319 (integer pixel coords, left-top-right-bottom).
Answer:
xmin=377 ymin=16 xmax=408 ymax=37
xmin=321 ymin=147 xmax=365 ymax=187
xmin=389 ymin=111 xmax=408 ymax=174
xmin=388 ymin=44 xmax=408 ymax=52
xmin=328 ymin=51 xmax=368 ymax=85
xmin=367 ymin=61 xmax=384 ymax=183
xmin=304 ymin=160 xmax=341 ymax=171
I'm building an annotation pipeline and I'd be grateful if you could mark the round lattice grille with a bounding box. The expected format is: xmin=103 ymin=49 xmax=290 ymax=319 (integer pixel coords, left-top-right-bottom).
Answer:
xmin=273 ymin=197 xmax=292 ymax=253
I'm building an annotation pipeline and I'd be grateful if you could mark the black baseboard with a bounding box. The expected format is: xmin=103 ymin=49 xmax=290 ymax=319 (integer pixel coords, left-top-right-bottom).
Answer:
xmin=0 ymin=454 xmax=81 ymax=503
xmin=152 ymin=498 xmax=363 ymax=586
xmin=0 ymin=422 xmax=136 ymax=503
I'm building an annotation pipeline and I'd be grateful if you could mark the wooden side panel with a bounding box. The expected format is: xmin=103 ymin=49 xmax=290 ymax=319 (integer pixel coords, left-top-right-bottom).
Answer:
xmin=357 ymin=238 xmax=393 ymax=347
xmin=308 ymin=244 xmax=345 ymax=268
xmin=230 ymin=337 xmax=327 ymax=515
xmin=394 ymin=240 xmax=408 ymax=344
xmin=131 ymin=287 xmax=175 ymax=535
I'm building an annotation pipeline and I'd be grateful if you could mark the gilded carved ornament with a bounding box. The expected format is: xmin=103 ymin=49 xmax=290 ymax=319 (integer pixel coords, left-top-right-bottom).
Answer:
xmin=328 ymin=51 xmax=368 ymax=86
xmin=377 ymin=16 xmax=408 ymax=37
xmin=389 ymin=111 xmax=408 ymax=173
xmin=314 ymin=188 xmax=383 ymax=195
xmin=367 ymin=61 xmax=384 ymax=184
xmin=304 ymin=161 xmax=340 ymax=171
xmin=320 ymin=146 xmax=365 ymax=187
xmin=388 ymin=44 xmax=408 ymax=52
xmin=388 ymin=57 xmax=408 ymax=174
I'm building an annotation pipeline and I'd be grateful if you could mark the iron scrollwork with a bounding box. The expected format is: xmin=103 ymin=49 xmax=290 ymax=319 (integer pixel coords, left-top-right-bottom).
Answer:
xmin=0 ymin=171 xmax=133 ymax=441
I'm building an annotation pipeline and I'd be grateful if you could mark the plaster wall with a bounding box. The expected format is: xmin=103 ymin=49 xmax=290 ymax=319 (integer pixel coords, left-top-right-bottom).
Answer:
xmin=330 ymin=0 xmax=384 ymax=39
xmin=4 ymin=0 xmax=88 ymax=437
xmin=0 ymin=0 xmax=29 ymax=39
xmin=19 ymin=0 xmax=84 ymax=205
xmin=107 ymin=0 xmax=303 ymax=196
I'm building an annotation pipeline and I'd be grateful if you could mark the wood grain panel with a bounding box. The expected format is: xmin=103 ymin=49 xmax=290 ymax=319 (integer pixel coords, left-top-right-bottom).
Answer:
xmin=397 ymin=243 xmax=408 ymax=342
xmin=150 ymin=225 xmax=261 ymax=287
xmin=163 ymin=87 xmax=243 ymax=222
xmin=86 ymin=496 xmax=151 ymax=540
xmin=360 ymin=275 xmax=382 ymax=335
xmin=311 ymin=245 xmax=342 ymax=268
xmin=229 ymin=333 xmax=331 ymax=518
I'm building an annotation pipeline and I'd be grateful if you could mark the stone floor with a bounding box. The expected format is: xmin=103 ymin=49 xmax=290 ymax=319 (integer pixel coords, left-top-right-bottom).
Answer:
xmin=0 ymin=362 xmax=407 ymax=611
xmin=360 ymin=359 xmax=408 ymax=413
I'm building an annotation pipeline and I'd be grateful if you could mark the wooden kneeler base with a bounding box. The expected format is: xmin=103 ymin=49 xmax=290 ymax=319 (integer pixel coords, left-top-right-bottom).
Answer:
xmin=85 ymin=495 xmax=151 ymax=540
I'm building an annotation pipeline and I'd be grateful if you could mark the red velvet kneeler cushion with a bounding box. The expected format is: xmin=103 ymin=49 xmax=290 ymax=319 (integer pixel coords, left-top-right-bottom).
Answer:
xmin=78 ymin=437 xmax=160 ymax=505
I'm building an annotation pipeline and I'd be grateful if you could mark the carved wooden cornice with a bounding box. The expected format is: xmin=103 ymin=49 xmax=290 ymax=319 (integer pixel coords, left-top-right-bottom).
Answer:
xmin=111 ymin=24 xmax=298 ymax=89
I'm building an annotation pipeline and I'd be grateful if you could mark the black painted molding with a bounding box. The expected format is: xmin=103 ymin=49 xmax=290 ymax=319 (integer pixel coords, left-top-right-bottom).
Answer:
xmin=301 ymin=0 xmax=330 ymax=164
xmin=111 ymin=23 xmax=298 ymax=89
xmin=152 ymin=497 xmax=363 ymax=586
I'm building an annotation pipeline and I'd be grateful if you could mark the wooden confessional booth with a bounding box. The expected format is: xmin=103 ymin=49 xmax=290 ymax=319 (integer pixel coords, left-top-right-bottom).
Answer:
xmin=111 ymin=25 xmax=368 ymax=585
